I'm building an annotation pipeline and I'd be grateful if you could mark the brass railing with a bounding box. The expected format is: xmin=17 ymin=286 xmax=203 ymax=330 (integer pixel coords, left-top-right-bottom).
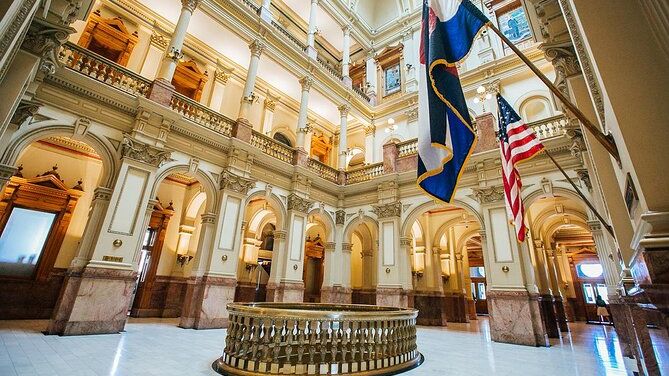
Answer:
xmin=213 ymin=303 xmax=422 ymax=376
xmin=528 ymin=115 xmax=568 ymax=139
xmin=58 ymin=42 xmax=151 ymax=97
xmin=307 ymin=158 xmax=339 ymax=183
xmin=251 ymin=131 xmax=295 ymax=164
xmin=397 ymin=139 xmax=418 ymax=157
xmin=345 ymin=163 xmax=384 ymax=184
xmin=171 ymin=92 xmax=234 ymax=138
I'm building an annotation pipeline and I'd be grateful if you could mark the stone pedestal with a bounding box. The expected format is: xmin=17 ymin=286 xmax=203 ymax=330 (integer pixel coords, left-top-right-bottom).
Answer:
xmin=162 ymin=277 xmax=187 ymax=318
xmin=147 ymin=78 xmax=175 ymax=106
xmin=376 ymin=287 xmax=407 ymax=308
xmin=266 ymin=281 xmax=304 ymax=303
xmin=488 ymin=290 xmax=549 ymax=347
xmin=232 ymin=118 xmax=253 ymax=143
xmin=234 ymin=281 xmax=258 ymax=302
xmin=293 ymin=148 xmax=309 ymax=167
xmin=443 ymin=292 xmax=469 ymax=323
xmin=554 ymin=296 xmax=569 ymax=332
xmin=538 ymin=294 xmax=560 ymax=338
xmin=467 ymin=299 xmax=477 ymax=320
xmin=413 ymin=292 xmax=448 ymax=326
xmin=351 ymin=289 xmax=376 ymax=305
xmin=320 ymin=286 xmax=352 ymax=304
xmin=47 ymin=267 xmax=136 ymax=336
xmin=179 ymin=276 xmax=237 ymax=329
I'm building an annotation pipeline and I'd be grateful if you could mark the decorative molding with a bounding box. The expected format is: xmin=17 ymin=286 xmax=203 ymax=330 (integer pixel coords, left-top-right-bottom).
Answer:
xmin=150 ymin=31 xmax=169 ymax=49
xmin=201 ymin=212 xmax=216 ymax=224
xmin=263 ymin=97 xmax=276 ymax=111
xmin=287 ymin=193 xmax=313 ymax=213
xmin=274 ymin=230 xmax=286 ymax=240
xmin=399 ymin=237 xmax=412 ymax=247
xmin=220 ymin=169 xmax=256 ymax=194
xmin=214 ymin=70 xmax=230 ymax=84
xmin=121 ymin=135 xmax=171 ymax=167
xmin=93 ymin=187 xmax=113 ymax=201
xmin=542 ymin=43 xmax=580 ymax=97
xmin=363 ymin=124 xmax=376 ymax=136
xmin=471 ymin=185 xmax=505 ymax=204
xmin=0 ymin=0 xmax=38 ymax=82
xmin=372 ymin=201 xmax=402 ymax=219
xmin=335 ymin=209 xmax=346 ymax=225
xmin=21 ymin=18 xmax=75 ymax=74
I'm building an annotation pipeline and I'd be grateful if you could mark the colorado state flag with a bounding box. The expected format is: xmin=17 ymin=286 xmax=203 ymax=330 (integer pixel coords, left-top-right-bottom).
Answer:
xmin=418 ymin=0 xmax=489 ymax=202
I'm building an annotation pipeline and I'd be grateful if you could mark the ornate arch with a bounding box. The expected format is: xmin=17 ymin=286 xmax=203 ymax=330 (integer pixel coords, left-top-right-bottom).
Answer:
xmin=523 ymin=186 xmax=590 ymax=212
xmin=243 ymin=189 xmax=287 ymax=231
xmin=432 ymin=217 xmax=482 ymax=249
xmin=1 ymin=120 xmax=119 ymax=188
xmin=343 ymin=214 xmax=378 ymax=243
xmin=151 ymin=163 xmax=218 ymax=213
xmin=400 ymin=199 xmax=483 ymax=237
xmin=307 ymin=208 xmax=336 ymax=243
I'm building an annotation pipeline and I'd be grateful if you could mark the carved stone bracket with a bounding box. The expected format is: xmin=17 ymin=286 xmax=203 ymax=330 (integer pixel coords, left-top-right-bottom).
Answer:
xmin=274 ymin=230 xmax=286 ymax=240
xmin=10 ymin=99 xmax=42 ymax=126
xmin=287 ymin=193 xmax=313 ymax=213
xmin=470 ymin=185 xmax=505 ymax=204
xmin=372 ymin=201 xmax=402 ymax=219
xmin=335 ymin=210 xmax=346 ymax=225
xmin=121 ymin=136 xmax=172 ymax=167
xmin=576 ymin=168 xmax=592 ymax=191
xmin=542 ymin=43 xmax=581 ymax=98
xmin=220 ymin=169 xmax=256 ymax=194
xmin=399 ymin=237 xmax=412 ymax=247
xmin=21 ymin=17 xmax=75 ymax=74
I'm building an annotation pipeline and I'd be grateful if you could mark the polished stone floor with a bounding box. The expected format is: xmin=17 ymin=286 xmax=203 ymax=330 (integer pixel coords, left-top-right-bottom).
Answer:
xmin=0 ymin=318 xmax=666 ymax=375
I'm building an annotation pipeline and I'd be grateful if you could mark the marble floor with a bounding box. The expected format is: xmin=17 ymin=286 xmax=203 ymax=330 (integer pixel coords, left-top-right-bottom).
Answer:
xmin=0 ymin=318 xmax=666 ymax=376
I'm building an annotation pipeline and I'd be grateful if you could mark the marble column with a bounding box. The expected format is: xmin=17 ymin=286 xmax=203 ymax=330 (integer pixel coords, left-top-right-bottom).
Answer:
xmin=296 ymin=76 xmax=314 ymax=150
xmin=237 ymin=39 xmax=265 ymax=121
xmin=363 ymin=123 xmax=376 ymax=164
xmin=258 ymin=0 xmax=272 ymax=22
xmin=546 ymin=249 xmax=569 ymax=332
xmin=374 ymin=202 xmax=408 ymax=308
xmin=48 ymin=137 xmax=170 ymax=335
xmin=337 ymin=104 xmax=350 ymax=170
xmin=401 ymin=27 xmax=417 ymax=93
xmin=320 ymin=239 xmax=351 ymax=304
xmin=306 ymin=0 xmax=319 ymax=60
xmin=149 ymin=0 xmax=199 ymax=104
xmin=532 ymin=240 xmax=560 ymax=339
xmin=365 ymin=51 xmax=378 ymax=104
xmin=342 ymin=25 xmax=352 ymax=87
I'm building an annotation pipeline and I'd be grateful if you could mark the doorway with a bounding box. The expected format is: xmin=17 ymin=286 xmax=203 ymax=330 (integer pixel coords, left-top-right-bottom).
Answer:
xmin=470 ymin=266 xmax=488 ymax=315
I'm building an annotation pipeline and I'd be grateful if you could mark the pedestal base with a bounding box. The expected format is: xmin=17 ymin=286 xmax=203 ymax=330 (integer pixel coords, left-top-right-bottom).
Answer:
xmin=352 ymin=289 xmax=376 ymax=305
xmin=413 ymin=292 xmax=448 ymax=326
xmin=376 ymin=287 xmax=408 ymax=308
xmin=232 ymin=118 xmax=253 ymax=143
xmin=488 ymin=290 xmax=549 ymax=347
xmin=179 ymin=276 xmax=237 ymax=329
xmin=47 ymin=267 xmax=136 ymax=336
xmin=266 ymin=281 xmax=304 ymax=303
xmin=467 ymin=299 xmax=477 ymax=321
xmin=320 ymin=286 xmax=352 ymax=304
xmin=538 ymin=294 xmax=560 ymax=338
xmin=147 ymin=78 xmax=175 ymax=107
xmin=443 ymin=292 xmax=469 ymax=323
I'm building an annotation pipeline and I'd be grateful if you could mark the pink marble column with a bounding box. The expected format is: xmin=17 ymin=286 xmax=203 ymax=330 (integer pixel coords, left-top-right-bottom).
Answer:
xmin=179 ymin=275 xmax=237 ymax=329
xmin=266 ymin=281 xmax=305 ymax=303
xmin=487 ymin=290 xmax=549 ymax=347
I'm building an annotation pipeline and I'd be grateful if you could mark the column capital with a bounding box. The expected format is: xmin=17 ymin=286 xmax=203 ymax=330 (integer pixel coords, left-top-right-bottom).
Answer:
xmin=181 ymin=0 xmax=200 ymax=13
xmin=587 ymin=219 xmax=603 ymax=234
xmin=335 ymin=210 xmax=346 ymax=225
xmin=274 ymin=230 xmax=286 ymax=240
xmin=249 ymin=39 xmax=266 ymax=57
xmin=121 ymin=135 xmax=171 ymax=167
xmin=342 ymin=242 xmax=352 ymax=252
xmin=372 ymin=201 xmax=402 ymax=219
xmin=363 ymin=124 xmax=376 ymax=136
xmin=400 ymin=236 xmax=412 ymax=247
xmin=299 ymin=75 xmax=314 ymax=91
xmin=220 ymin=169 xmax=256 ymax=194
xmin=287 ymin=193 xmax=313 ymax=213
xmin=310 ymin=0 xmax=320 ymax=5
xmin=214 ymin=70 xmax=230 ymax=85
xmin=338 ymin=104 xmax=350 ymax=116
xmin=201 ymin=212 xmax=217 ymax=224
xmin=342 ymin=24 xmax=351 ymax=34
xmin=263 ymin=97 xmax=277 ymax=111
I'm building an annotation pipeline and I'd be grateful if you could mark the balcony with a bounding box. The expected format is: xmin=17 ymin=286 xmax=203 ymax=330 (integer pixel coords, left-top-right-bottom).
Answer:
xmin=53 ymin=42 xmax=570 ymax=189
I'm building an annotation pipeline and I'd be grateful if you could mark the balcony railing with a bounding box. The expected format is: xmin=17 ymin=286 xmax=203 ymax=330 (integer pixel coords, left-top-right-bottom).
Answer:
xmin=251 ymin=131 xmax=295 ymax=164
xmin=345 ymin=163 xmax=384 ymax=184
xmin=397 ymin=139 xmax=418 ymax=157
xmin=58 ymin=42 xmax=151 ymax=97
xmin=271 ymin=21 xmax=307 ymax=52
xmin=317 ymin=55 xmax=343 ymax=81
xmin=352 ymin=85 xmax=371 ymax=102
xmin=529 ymin=115 xmax=568 ymax=139
xmin=171 ymin=92 xmax=234 ymax=138
xmin=307 ymin=158 xmax=339 ymax=183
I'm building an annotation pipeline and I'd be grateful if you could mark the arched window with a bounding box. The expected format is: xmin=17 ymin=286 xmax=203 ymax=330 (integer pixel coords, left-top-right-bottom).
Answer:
xmin=273 ymin=132 xmax=292 ymax=147
xmin=347 ymin=147 xmax=365 ymax=168
xmin=519 ymin=96 xmax=553 ymax=123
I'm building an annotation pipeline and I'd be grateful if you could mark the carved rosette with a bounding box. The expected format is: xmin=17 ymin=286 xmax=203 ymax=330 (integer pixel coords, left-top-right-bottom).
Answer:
xmin=471 ymin=185 xmax=505 ymax=204
xmin=21 ymin=18 xmax=75 ymax=74
xmin=335 ymin=210 xmax=346 ymax=225
xmin=121 ymin=136 xmax=172 ymax=167
xmin=372 ymin=201 xmax=402 ymax=219
xmin=287 ymin=193 xmax=313 ymax=213
xmin=220 ymin=169 xmax=256 ymax=194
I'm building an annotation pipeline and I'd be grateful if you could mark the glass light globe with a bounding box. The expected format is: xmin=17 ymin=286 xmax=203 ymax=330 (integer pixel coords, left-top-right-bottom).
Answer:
xmin=387 ymin=118 xmax=395 ymax=125
xmin=485 ymin=93 xmax=492 ymax=100
xmin=476 ymin=85 xmax=486 ymax=94
xmin=473 ymin=97 xmax=480 ymax=104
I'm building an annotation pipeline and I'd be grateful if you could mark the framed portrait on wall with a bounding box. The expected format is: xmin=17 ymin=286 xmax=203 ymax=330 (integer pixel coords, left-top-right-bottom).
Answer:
xmin=384 ymin=64 xmax=401 ymax=96
xmin=497 ymin=5 xmax=531 ymax=45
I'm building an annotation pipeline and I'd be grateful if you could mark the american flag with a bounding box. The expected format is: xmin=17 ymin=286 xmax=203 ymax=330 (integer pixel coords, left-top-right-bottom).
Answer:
xmin=497 ymin=94 xmax=544 ymax=242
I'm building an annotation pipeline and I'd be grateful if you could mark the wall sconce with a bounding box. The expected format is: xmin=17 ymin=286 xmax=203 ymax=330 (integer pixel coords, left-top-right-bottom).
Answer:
xmin=385 ymin=118 xmax=396 ymax=133
xmin=243 ymin=242 xmax=259 ymax=274
xmin=166 ymin=46 xmax=184 ymax=62
xmin=472 ymin=84 xmax=494 ymax=112
xmin=411 ymin=249 xmax=425 ymax=279
xmin=243 ymin=92 xmax=259 ymax=104
xmin=176 ymin=253 xmax=193 ymax=267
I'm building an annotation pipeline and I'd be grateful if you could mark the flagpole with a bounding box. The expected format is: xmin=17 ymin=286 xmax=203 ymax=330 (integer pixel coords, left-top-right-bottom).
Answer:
xmin=541 ymin=149 xmax=615 ymax=238
xmin=486 ymin=23 xmax=621 ymax=164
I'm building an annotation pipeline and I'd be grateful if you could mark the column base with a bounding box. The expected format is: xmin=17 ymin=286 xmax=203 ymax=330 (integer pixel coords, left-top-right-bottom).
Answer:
xmin=232 ymin=118 xmax=253 ymax=143
xmin=343 ymin=76 xmax=352 ymax=88
xmin=467 ymin=299 xmax=478 ymax=320
xmin=488 ymin=290 xmax=549 ymax=347
xmin=293 ymin=148 xmax=309 ymax=167
xmin=443 ymin=292 xmax=469 ymax=323
xmin=234 ymin=281 xmax=259 ymax=302
xmin=266 ymin=281 xmax=304 ymax=303
xmin=351 ymin=288 xmax=376 ymax=305
xmin=179 ymin=276 xmax=237 ymax=329
xmin=413 ymin=292 xmax=448 ymax=326
xmin=538 ymin=294 xmax=560 ymax=338
xmin=147 ymin=78 xmax=175 ymax=107
xmin=376 ymin=287 xmax=409 ymax=308
xmin=320 ymin=286 xmax=352 ymax=304
xmin=553 ymin=295 xmax=569 ymax=332
xmin=306 ymin=46 xmax=317 ymax=60
xmin=47 ymin=266 xmax=136 ymax=336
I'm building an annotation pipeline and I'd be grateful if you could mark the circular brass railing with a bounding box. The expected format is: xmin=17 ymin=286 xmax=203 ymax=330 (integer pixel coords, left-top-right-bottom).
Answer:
xmin=213 ymin=303 xmax=423 ymax=375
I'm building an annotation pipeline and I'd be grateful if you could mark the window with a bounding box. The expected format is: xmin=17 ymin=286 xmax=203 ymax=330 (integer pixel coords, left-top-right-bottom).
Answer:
xmin=469 ymin=266 xmax=485 ymax=278
xmin=384 ymin=64 xmax=401 ymax=96
xmin=596 ymin=284 xmax=609 ymax=304
xmin=582 ymin=283 xmax=595 ymax=304
xmin=0 ymin=208 xmax=56 ymax=278
xmin=577 ymin=263 xmax=604 ymax=279
xmin=498 ymin=6 xmax=531 ymax=45
xmin=478 ymin=282 xmax=486 ymax=300
xmin=273 ymin=132 xmax=292 ymax=147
